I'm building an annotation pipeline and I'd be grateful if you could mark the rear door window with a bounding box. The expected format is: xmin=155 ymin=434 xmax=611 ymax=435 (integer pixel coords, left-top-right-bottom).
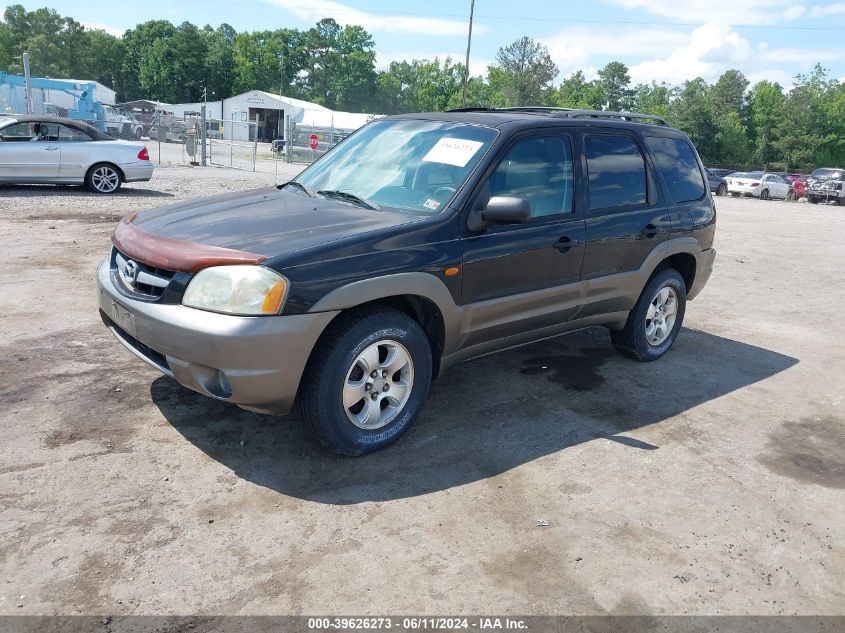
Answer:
xmin=645 ymin=136 xmax=706 ymax=203
xmin=585 ymin=134 xmax=648 ymax=210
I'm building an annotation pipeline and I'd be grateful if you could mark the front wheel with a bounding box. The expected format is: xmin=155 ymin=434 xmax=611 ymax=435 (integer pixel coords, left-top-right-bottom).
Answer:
xmin=760 ymin=188 xmax=769 ymax=200
xmin=717 ymin=184 xmax=727 ymax=196
xmin=297 ymin=306 xmax=432 ymax=455
xmin=610 ymin=268 xmax=687 ymax=362
xmin=809 ymin=196 xmax=818 ymax=204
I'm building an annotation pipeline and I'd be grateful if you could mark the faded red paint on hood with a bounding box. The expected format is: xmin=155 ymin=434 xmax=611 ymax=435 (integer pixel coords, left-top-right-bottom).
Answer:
xmin=111 ymin=213 xmax=266 ymax=273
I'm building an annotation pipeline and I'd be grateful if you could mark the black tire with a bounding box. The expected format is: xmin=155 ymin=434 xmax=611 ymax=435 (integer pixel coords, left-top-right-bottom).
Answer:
xmin=717 ymin=184 xmax=727 ymax=196
xmin=296 ymin=306 xmax=432 ymax=455
xmin=760 ymin=188 xmax=769 ymax=200
xmin=610 ymin=268 xmax=687 ymax=362
xmin=730 ymin=192 xmax=739 ymax=197
xmin=84 ymin=163 xmax=122 ymax=194
xmin=809 ymin=196 xmax=818 ymax=204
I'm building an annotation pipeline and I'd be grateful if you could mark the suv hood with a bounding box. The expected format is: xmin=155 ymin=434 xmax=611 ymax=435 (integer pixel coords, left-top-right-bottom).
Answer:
xmin=125 ymin=186 xmax=424 ymax=259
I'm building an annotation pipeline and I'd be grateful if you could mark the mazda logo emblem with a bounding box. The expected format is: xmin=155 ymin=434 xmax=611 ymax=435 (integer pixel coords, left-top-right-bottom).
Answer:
xmin=120 ymin=259 xmax=140 ymax=287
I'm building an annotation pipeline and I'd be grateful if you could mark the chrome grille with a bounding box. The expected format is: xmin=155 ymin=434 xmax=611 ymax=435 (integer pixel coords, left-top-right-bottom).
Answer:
xmin=112 ymin=247 xmax=175 ymax=299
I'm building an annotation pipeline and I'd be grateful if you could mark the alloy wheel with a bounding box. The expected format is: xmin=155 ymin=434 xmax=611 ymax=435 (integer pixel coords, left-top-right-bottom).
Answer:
xmin=343 ymin=340 xmax=414 ymax=430
xmin=645 ymin=286 xmax=678 ymax=346
xmin=91 ymin=166 xmax=120 ymax=193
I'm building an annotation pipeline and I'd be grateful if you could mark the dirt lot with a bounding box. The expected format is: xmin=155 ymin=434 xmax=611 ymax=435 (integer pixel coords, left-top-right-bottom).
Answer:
xmin=1 ymin=168 xmax=843 ymax=616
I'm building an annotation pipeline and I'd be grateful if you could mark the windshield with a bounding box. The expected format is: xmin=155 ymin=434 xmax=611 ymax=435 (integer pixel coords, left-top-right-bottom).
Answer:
xmin=294 ymin=118 xmax=497 ymax=214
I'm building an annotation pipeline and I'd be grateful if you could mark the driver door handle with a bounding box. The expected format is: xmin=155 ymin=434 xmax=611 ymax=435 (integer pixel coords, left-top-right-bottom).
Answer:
xmin=641 ymin=223 xmax=660 ymax=238
xmin=555 ymin=236 xmax=580 ymax=253
xmin=44 ymin=145 xmax=59 ymax=151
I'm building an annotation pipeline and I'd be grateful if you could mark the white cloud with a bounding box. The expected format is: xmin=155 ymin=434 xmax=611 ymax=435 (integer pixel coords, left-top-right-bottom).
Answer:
xmin=627 ymin=23 xmax=753 ymax=84
xmin=266 ymin=0 xmax=484 ymax=36
xmin=82 ymin=22 xmax=124 ymax=37
xmin=375 ymin=52 xmax=492 ymax=77
xmin=543 ymin=27 xmax=688 ymax=78
xmin=759 ymin=47 xmax=844 ymax=63
xmin=810 ymin=3 xmax=845 ymax=16
xmin=602 ymin=0 xmax=806 ymax=24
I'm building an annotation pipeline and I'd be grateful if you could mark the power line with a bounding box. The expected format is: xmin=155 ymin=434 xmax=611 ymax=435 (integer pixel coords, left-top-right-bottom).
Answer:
xmin=170 ymin=0 xmax=845 ymax=31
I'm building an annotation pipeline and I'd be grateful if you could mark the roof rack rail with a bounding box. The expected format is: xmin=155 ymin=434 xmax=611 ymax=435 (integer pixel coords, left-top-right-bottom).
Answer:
xmin=500 ymin=107 xmax=670 ymax=126
xmin=445 ymin=106 xmax=670 ymax=127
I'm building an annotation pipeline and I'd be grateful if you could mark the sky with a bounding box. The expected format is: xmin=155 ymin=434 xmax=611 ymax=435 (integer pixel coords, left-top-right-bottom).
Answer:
xmin=13 ymin=0 xmax=845 ymax=87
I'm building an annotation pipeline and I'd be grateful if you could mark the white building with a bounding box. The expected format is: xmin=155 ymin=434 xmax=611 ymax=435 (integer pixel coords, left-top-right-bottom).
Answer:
xmin=170 ymin=90 xmax=374 ymax=142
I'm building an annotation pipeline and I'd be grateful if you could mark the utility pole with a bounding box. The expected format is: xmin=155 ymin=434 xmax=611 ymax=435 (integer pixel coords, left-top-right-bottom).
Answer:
xmin=461 ymin=0 xmax=475 ymax=109
xmin=22 ymin=52 xmax=34 ymax=114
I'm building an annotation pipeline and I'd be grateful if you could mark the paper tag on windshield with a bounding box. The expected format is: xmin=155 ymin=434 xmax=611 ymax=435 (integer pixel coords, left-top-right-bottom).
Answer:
xmin=423 ymin=138 xmax=484 ymax=168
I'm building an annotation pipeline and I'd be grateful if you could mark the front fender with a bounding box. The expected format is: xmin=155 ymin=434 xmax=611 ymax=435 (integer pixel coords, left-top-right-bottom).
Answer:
xmin=308 ymin=272 xmax=466 ymax=355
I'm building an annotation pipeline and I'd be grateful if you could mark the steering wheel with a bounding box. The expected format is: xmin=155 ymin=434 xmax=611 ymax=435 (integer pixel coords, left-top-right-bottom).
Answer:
xmin=432 ymin=186 xmax=456 ymax=200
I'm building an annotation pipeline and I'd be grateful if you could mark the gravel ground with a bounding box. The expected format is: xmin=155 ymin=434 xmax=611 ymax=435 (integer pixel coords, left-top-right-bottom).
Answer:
xmin=1 ymin=168 xmax=843 ymax=616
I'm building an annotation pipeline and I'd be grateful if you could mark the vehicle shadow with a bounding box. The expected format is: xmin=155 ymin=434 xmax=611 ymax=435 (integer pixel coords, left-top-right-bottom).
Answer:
xmin=151 ymin=327 xmax=798 ymax=504
xmin=0 ymin=184 xmax=174 ymax=198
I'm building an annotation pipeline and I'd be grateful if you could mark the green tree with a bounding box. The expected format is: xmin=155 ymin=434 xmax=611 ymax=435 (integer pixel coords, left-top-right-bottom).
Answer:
xmin=632 ymin=81 xmax=673 ymax=117
xmin=597 ymin=61 xmax=633 ymax=111
xmin=492 ymin=36 xmax=558 ymax=106
xmin=748 ymin=80 xmax=785 ymax=166
xmin=554 ymin=70 xmax=603 ymax=109
xmin=668 ymin=78 xmax=718 ymax=163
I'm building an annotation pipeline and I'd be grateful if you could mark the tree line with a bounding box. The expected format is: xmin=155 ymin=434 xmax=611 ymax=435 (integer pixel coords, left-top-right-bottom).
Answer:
xmin=2 ymin=4 xmax=844 ymax=169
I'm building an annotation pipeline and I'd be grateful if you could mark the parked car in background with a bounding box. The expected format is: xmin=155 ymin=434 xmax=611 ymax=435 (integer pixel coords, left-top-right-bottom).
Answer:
xmin=726 ymin=171 xmax=791 ymax=199
xmin=103 ymin=106 xmax=143 ymax=140
xmin=0 ymin=115 xmax=153 ymax=193
xmin=786 ymin=175 xmax=807 ymax=200
xmin=806 ymin=168 xmax=845 ymax=205
xmin=707 ymin=168 xmax=734 ymax=178
xmin=98 ymin=107 xmax=716 ymax=454
xmin=705 ymin=168 xmax=727 ymax=196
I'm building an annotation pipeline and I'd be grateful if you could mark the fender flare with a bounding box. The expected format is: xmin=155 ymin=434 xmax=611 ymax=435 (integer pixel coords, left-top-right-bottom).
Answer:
xmin=308 ymin=272 xmax=466 ymax=354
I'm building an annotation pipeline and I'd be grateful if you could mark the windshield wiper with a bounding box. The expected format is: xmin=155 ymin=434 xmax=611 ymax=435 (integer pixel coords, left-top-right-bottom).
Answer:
xmin=317 ymin=189 xmax=380 ymax=211
xmin=278 ymin=180 xmax=316 ymax=198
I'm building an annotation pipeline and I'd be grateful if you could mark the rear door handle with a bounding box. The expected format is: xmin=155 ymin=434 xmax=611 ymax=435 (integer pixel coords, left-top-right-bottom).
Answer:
xmin=641 ymin=224 xmax=660 ymax=238
xmin=555 ymin=236 xmax=579 ymax=253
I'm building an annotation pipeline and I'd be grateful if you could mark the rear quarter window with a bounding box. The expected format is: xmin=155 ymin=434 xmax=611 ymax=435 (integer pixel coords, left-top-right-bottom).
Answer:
xmin=645 ymin=136 xmax=706 ymax=203
xmin=585 ymin=134 xmax=648 ymax=210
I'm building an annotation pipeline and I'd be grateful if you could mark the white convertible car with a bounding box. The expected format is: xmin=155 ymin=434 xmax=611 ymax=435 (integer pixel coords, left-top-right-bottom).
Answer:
xmin=0 ymin=115 xmax=153 ymax=194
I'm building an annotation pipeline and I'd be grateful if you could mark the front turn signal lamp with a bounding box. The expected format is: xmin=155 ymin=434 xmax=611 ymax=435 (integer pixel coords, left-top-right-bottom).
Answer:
xmin=182 ymin=266 xmax=289 ymax=316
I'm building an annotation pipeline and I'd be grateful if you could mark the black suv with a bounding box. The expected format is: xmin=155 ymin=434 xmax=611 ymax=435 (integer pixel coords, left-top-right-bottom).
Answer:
xmin=98 ymin=108 xmax=716 ymax=455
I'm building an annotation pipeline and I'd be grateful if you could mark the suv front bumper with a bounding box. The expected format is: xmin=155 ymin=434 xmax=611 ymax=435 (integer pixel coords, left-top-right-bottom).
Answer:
xmin=97 ymin=260 xmax=338 ymax=414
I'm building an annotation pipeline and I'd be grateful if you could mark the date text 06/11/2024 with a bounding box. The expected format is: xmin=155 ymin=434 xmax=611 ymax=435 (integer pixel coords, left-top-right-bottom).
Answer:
xmin=307 ymin=617 xmax=529 ymax=630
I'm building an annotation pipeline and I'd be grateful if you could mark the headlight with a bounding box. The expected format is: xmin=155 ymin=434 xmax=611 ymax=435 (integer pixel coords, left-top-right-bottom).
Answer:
xmin=182 ymin=266 xmax=288 ymax=315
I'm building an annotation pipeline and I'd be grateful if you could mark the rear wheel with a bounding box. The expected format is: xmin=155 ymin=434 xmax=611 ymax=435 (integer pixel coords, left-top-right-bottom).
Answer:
xmin=717 ymin=183 xmax=727 ymax=196
xmin=611 ymin=268 xmax=687 ymax=362
xmin=730 ymin=192 xmax=739 ymax=197
xmin=809 ymin=196 xmax=819 ymax=204
xmin=296 ymin=306 xmax=432 ymax=455
xmin=85 ymin=163 xmax=122 ymax=194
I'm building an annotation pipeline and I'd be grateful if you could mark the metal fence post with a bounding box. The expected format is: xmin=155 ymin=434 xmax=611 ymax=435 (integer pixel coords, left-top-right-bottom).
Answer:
xmin=200 ymin=105 xmax=207 ymax=167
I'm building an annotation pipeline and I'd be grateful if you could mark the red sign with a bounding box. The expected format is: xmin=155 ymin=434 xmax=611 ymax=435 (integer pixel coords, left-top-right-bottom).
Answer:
xmin=309 ymin=134 xmax=319 ymax=150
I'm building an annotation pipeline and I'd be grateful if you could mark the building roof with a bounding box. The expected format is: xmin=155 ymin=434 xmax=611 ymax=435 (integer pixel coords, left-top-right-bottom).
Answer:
xmin=299 ymin=109 xmax=376 ymax=130
xmin=251 ymin=91 xmax=330 ymax=111
xmin=116 ymin=99 xmax=173 ymax=110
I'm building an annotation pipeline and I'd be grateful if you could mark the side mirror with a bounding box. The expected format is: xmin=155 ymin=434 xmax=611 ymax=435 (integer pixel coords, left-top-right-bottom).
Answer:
xmin=482 ymin=196 xmax=531 ymax=224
